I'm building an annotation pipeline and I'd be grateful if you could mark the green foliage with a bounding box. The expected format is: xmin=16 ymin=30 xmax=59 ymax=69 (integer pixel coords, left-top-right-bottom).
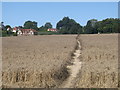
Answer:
xmin=0 ymin=30 xmax=2 ymax=37
xmin=13 ymin=32 xmax=17 ymax=36
xmin=91 ymin=88 xmax=96 ymax=90
xmin=0 ymin=30 xmax=14 ymax=37
xmin=83 ymin=18 xmax=120 ymax=34
xmin=23 ymin=21 xmax=38 ymax=30
xmin=1 ymin=17 xmax=119 ymax=37
xmin=38 ymin=22 xmax=53 ymax=32
xmin=96 ymin=18 xmax=119 ymax=33
xmin=45 ymin=22 xmax=52 ymax=29
xmin=84 ymin=19 xmax=98 ymax=34
xmin=39 ymin=26 xmax=47 ymax=31
xmin=56 ymin=17 xmax=82 ymax=34
xmin=5 ymin=25 xmax=11 ymax=30
xmin=38 ymin=31 xmax=59 ymax=35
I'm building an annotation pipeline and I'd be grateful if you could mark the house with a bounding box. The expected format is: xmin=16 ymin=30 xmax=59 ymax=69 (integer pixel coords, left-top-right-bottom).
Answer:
xmin=7 ymin=27 xmax=11 ymax=31
xmin=17 ymin=29 xmax=37 ymax=36
xmin=12 ymin=27 xmax=18 ymax=33
xmin=47 ymin=28 xmax=57 ymax=32
xmin=12 ymin=27 xmax=37 ymax=36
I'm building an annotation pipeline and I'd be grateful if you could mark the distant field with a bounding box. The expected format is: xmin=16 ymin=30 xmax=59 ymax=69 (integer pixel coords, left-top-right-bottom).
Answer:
xmin=2 ymin=35 xmax=77 ymax=88
xmin=76 ymin=34 xmax=118 ymax=88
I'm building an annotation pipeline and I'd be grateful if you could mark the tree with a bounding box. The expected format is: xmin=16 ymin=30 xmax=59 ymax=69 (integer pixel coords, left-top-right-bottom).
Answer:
xmin=45 ymin=22 xmax=52 ymax=29
xmin=0 ymin=22 xmax=5 ymax=30
xmin=84 ymin=19 xmax=98 ymax=34
xmin=23 ymin=21 xmax=38 ymax=30
xmin=39 ymin=26 xmax=47 ymax=31
xmin=18 ymin=26 xmax=23 ymax=29
xmin=56 ymin=17 xmax=82 ymax=34
xmin=96 ymin=18 xmax=120 ymax=33
xmin=5 ymin=25 xmax=11 ymax=30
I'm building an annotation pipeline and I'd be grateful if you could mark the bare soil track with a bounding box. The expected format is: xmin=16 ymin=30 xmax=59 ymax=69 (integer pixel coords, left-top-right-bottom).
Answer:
xmin=59 ymin=36 xmax=82 ymax=88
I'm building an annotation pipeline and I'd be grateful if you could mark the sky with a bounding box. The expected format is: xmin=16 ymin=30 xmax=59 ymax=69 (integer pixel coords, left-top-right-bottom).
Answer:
xmin=1 ymin=0 xmax=120 ymax=2
xmin=2 ymin=2 xmax=118 ymax=28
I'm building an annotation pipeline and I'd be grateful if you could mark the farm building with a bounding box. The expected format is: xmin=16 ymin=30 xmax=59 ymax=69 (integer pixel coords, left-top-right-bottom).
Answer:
xmin=12 ymin=27 xmax=18 ymax=33
xmin=12 ymin=27 xmax=37 ymax=36
xmin=47 ymin=28 xmax=57 ymax=32
xmin=17 ymin=29 xmax=37 ymax=35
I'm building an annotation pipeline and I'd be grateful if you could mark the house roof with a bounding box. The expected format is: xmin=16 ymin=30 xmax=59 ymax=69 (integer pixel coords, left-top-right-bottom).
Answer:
xmin=20 ymin=29 xmax=37 ymax=32
xmin=13 ymin=27 xmax=37 ymax=32
xmin=13 ymin=27 xmax=18 ymax=30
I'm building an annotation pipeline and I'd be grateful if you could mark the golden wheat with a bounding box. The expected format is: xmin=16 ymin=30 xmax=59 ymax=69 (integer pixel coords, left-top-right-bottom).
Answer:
xmin=2 ymin=35 xmax=77 ymax=88
xmin=76 ymin=34 xmax=118 ymax=88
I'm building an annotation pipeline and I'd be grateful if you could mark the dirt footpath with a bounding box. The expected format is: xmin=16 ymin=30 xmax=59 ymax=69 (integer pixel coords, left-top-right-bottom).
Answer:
xmin=60 ymin=37 xmax=82 ymax=88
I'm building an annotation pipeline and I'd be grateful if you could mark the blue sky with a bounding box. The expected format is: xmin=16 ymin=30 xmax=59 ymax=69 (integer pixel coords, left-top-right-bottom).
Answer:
xmin=2 ymin=2 xmax=118 ymax=28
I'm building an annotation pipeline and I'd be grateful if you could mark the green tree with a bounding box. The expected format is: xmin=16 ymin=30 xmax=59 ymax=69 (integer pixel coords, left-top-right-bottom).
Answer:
xmin=56 ymin=17 xmax=82 ymax=34
xmin=84 ymin=19 xmax=98 ymax=34
xmin=0 ymin=22 xmax=5 ymax=30
xmin=23 ymin=21 xmax=38 ymax=30
xmin=45 ymin=22 xmax=52 ymax=29
xmin=39 ymin=26 xmax=47 ymax=31
xmin=5 ymin=25 xmax=11 ymax=30
xmin=96 ymin=18 xmax=120 ymax=33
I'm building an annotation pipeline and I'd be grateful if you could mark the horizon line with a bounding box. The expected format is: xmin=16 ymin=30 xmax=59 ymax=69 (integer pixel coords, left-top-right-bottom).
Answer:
xmin=2 ymin=17 xmax=119 ymax=28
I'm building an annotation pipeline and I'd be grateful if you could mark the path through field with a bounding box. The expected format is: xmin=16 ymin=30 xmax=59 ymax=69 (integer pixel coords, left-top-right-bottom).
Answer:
xmin=60 ymin=37 xmax=82 ymax=88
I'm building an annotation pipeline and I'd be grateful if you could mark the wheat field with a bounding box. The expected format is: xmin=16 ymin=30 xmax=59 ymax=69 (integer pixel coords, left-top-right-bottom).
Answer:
xmin=2 ymin=35 xmax=77 ymax=88
xmin=2 ymin=34 xmax=119 ymax=88
xmin=76 ymin=34 xmax=118 ymax=88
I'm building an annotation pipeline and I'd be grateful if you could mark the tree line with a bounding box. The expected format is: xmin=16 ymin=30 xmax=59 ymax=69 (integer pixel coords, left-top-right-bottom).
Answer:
xmin=56 ymin=17 xmax=120 ymax=34
xmin=1 ymin=17 xmax=120 ymax=36
xmin=84 ymin=18 xmax=120 ymax=34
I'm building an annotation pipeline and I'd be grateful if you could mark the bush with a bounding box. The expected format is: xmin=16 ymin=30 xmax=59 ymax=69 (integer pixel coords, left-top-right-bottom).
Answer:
xmin=0 ymin=30 xmax=16 ymax=37
xmin=38 ymin=31 xmax=59 ymax=35
xmin=13 ymin=32 xmax=17 ymax=36
xmin=1 ymin=30 xmax=8 ymax=37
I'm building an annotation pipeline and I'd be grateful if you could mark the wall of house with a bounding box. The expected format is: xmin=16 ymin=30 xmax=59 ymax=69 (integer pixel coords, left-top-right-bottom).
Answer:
xmin=17 ymin=30 xmax=22 ymax=35
xmin=17 ymin=30 xmax=34 ymax=36
xmin=29 ymin=31 xmax=34 ymax=35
